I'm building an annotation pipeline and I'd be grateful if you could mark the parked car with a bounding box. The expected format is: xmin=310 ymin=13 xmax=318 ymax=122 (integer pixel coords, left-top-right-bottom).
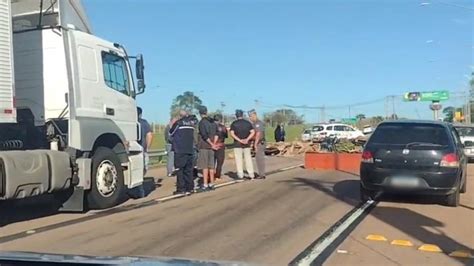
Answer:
xmin=301 ymin=129 xmax=312 ymax=142
xmin=454 ymin=124 xmax=474 ymax=161
xmin=311 ymin=123 xmax=363 ymax=142
xmin=362 ymin=125 xmax=373 ymax=135
xmin=360 ymin=120 xmax=467 ymax=207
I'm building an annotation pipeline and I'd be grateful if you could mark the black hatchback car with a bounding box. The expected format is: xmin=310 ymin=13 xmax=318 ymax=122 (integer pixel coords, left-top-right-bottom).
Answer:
xmin=360 ymin=120 xmax=467 ymax=207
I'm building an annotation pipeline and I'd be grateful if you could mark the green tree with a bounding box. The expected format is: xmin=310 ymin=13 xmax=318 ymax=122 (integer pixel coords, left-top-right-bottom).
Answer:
xmin=443 ymin=106 xmax=463 ymax=122
xmin=273 ymin=109 xmax=304 ymax=125
xmin=170 ymin=91 xmax=204 ymax=117
xmin=355 ymin=113 xmax=366 ymax=120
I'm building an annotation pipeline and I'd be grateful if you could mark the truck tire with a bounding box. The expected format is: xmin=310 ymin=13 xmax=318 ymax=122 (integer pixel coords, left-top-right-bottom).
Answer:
xmin=87 ymin=147 xmax=126 ymax=209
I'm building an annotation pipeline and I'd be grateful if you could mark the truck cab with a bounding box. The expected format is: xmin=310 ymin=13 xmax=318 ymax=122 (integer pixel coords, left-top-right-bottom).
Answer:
xmin=0 ymin=0 xmax=146 ymax=210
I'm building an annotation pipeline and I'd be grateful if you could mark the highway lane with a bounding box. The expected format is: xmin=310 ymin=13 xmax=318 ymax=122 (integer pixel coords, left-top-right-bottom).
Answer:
xmin=1 ymin=158 xmax=471 ymax=265
xmin=0 ymin=165 xmax=359 ymax=265
xmin=325 ymin=164 xmax=474 ymax=265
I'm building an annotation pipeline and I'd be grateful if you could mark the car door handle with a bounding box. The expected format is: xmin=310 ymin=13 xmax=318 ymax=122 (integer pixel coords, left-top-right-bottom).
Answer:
xmin=106 ymin=107 xmax=115 ymax=116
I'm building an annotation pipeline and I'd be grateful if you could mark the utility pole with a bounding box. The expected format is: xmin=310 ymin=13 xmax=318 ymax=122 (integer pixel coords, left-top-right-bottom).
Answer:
xmin=320 ymin=106 xmax=326 ymax=123
xmin=391 ymin=95 xmax=396 ymax=117
xmin=220 ymin=101 xmax=226 ymax=124
xmin=466 ymin=90 xmax=471 ymax=124
xmin=191 ymin=91 xmax=194 ymax=114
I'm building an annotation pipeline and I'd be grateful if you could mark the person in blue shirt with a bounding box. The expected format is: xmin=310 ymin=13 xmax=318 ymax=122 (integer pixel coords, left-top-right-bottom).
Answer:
xmin=138 ymin=107 xmax=153 ymax=173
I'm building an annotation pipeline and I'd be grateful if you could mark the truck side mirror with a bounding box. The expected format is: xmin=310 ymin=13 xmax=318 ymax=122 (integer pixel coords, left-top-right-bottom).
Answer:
xmin=135 ymin=54 xmax=145 ymax=94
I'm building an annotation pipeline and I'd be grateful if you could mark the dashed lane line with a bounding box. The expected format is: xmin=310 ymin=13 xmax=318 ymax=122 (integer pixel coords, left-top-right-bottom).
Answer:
xmin=289 ymin=199 xmax=377 ymax=266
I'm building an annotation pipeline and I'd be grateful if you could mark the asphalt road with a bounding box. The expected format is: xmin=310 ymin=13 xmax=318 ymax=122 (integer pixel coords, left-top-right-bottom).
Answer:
xmin=325 ymin=164 xmax=474 ymax=266
xmin=0 ymin=158 xmax=472 ymax=265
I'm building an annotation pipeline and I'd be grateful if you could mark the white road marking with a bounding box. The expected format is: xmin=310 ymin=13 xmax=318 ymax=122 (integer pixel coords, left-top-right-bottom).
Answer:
xmin=154 ymin=194 xmax=184 ymax=202
xmin=151 ymin=164 xmax=302 ymax=203
xmin=279 ymin=164 xmax=304 ymax=171
xmin=296 ymin=199 xmax=375 ymax=266
xmin=214 ymin=181 xmax=239 ymax=188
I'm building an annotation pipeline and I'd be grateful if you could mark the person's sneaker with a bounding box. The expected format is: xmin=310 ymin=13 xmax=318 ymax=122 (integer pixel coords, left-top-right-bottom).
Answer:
xmin=173 ymin=191 xmax=186 ymax=196
xmin=255 ymin=176 xmax=266 ymax=180
xmin=208 ymin=184 xmax=215 ymax=190
xmin=185 ymin=191 xmax=192 ymax=196
xmin=244 ymin=176 xmax=254 ymax=180
xmin=196 ymin=186 xmax=209 ymax=193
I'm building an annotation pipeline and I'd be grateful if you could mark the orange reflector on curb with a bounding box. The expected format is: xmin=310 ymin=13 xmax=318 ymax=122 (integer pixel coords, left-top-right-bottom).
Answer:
xmin=418 ymin=244 xmax=443 ymax=253
xmin=390 ymin=240 xmax=414 ymax=247
xmin=365 ymin=234 xmax=388 ymax=241
xmin=449 ymin=250 xmax=473 ymax=258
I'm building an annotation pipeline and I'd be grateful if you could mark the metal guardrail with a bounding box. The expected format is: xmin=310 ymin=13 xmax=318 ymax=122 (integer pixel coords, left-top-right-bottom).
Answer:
xmin=148 ymin=149 xmax=167 ymax=165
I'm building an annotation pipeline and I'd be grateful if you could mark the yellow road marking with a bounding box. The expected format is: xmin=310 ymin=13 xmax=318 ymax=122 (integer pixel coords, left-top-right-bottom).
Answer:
xmin=365 ymin=234 xmax=388 ymax=241
xmin=449 ymin=250 xmax=473 ymax=258
xmin=418 ymin=244 xmax=443 ymax=253
xmin=390 ymin=240 xmax=414 ymax=247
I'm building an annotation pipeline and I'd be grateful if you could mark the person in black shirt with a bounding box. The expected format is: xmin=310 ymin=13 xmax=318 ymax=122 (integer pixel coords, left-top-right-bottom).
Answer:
xmin=169 ymin=110 xmax=197 ymax=195
xmin=213 ymin=113 xmax=228 ymax=179
xmin=197 ymin=106 xmax=218 ymax=191
xmin=230 ymin=109 xmax=255 ymax=179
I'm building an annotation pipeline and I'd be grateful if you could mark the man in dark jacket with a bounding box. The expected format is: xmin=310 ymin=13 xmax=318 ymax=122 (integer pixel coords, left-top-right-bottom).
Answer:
xmin=169 ymin=110 xmax=197 ymax=195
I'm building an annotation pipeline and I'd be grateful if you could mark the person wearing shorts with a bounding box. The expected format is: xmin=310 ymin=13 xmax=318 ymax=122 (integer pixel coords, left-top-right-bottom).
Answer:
xmin=197 ymin=106 xmax=218 ymax=191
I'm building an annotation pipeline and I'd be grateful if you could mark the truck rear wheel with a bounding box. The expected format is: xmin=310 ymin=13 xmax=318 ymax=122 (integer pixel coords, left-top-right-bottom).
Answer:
xmin=87 ymin=147 xmax=126 ymax=209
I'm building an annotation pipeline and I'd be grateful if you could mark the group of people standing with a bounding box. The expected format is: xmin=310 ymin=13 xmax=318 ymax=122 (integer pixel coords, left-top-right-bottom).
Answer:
xmin=166 ymin=107 xmax=266 ymax=195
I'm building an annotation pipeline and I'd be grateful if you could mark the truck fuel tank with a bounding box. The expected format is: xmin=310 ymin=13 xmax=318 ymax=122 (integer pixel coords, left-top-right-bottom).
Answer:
xmin=0 ymin=150 xmax=72 ymax=200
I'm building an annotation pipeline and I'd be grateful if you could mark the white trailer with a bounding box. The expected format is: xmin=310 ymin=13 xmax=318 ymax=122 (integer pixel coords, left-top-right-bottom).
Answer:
xmin=0 ymin=0 xmax=146 ymax=210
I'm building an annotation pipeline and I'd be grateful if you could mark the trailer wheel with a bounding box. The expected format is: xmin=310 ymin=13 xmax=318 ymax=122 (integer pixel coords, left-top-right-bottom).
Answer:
xmin=87 ymin=147 xmax=126 ymax=209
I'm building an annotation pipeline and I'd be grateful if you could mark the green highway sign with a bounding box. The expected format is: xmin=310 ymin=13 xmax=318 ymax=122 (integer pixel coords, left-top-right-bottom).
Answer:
xmin=341 ymin=118 xmax=357 ymax=124
xmin=403 ymin=91 xmax=450 ymax=102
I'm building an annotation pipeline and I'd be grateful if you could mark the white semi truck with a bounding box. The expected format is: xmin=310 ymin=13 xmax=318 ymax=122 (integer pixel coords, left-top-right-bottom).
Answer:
xmin=0 ymin=0 xmax=146 ymax=210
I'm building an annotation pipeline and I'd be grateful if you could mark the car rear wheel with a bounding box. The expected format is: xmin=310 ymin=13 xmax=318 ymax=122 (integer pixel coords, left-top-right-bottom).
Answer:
xmin=460 ymin=176 xmax=467 ymax=194
xmin=445 ymin=187 xmax=460 ymax=207
xmin=360 ymin=184 xmax=376 ymax=202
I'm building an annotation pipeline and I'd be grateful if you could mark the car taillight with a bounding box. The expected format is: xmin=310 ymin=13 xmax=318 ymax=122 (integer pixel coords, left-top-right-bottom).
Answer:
xmin=440 ymin=153 xmax=459 ymax=168
xmin=361 ymin=151 xmax=374 ymax=163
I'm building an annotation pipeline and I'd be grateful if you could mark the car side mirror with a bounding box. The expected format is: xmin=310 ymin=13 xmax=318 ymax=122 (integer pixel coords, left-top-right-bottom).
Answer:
xmin=135 ymin=54 xmax=145 ymax=94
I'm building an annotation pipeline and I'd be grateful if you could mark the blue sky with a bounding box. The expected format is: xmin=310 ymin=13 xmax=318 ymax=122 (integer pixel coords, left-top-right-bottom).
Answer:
xmin=83 ymin=0 xmax=473 ymax=123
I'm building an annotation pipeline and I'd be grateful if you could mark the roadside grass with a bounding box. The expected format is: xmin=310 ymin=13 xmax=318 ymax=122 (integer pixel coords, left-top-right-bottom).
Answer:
xmin=150 ymin=124 xmax=306 ymax=150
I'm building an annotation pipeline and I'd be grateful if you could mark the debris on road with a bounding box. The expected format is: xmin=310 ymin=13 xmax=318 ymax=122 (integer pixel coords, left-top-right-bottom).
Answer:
xmin=265 ymin=141 xmax=320 ymax=156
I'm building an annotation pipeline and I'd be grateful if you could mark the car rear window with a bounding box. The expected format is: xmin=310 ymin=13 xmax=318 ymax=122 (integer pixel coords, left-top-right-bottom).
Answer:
xmin=370 ymin=123 xmax=450 ymax=146
xmin=312 ymin=126 xmax=324 ymax=132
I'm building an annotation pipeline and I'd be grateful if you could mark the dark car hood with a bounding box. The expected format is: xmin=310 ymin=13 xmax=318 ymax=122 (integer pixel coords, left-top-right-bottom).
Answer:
xmin=0 ymin=251 xmax=253 ymax=266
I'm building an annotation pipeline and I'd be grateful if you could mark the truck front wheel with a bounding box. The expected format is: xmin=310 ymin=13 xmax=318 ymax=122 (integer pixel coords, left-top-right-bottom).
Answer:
xmin=87 ymin=147 xmax=126 ymax=209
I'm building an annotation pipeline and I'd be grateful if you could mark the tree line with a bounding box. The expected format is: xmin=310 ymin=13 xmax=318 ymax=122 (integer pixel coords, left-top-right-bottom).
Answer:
xmin=169 ymin=91 xmax=305 ymax=126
